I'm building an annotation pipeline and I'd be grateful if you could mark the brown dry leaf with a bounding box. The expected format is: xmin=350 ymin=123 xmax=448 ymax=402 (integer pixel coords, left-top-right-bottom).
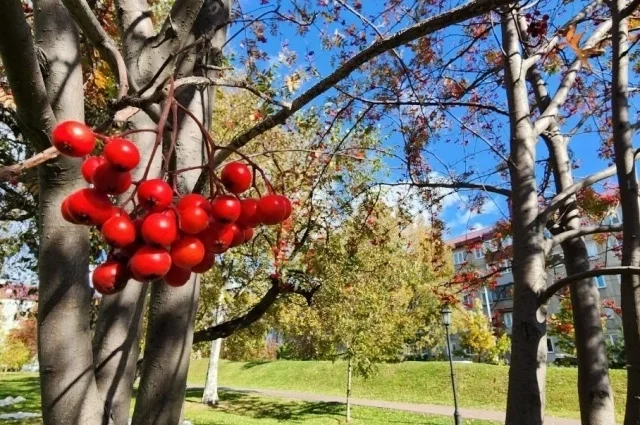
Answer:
xmin=564 ymin=24 xmax=591 ymax=71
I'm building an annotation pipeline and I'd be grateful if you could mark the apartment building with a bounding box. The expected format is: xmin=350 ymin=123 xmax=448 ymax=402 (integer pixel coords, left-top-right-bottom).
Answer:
xmin=446 ymin=207 xmax=623 ymax=362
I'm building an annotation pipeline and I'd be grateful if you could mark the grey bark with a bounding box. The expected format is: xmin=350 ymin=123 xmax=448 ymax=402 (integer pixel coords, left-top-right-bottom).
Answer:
xmin=611 ymin=1 xmax=640 ymax=423
xmin=32 ymin=0 xmax=105 ymax=424
xmin=528 ymin=62 xmax=615 ymax=424
xmin=131 ymin=4 xmax=230 ymax=423
xmin=202 ymin=289 xmax=226 ymax=406
xmin=502 ymin=10 xmax=548 ymax=425
xmin=92 ymin=111 xmax=162 ymax=425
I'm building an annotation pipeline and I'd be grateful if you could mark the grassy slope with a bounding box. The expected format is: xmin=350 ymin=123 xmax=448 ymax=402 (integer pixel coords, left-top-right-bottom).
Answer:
xmin=0 ymin=374 xmax=499 ymax=425
xmin=188 ymin=360 xmax=628 ymax=421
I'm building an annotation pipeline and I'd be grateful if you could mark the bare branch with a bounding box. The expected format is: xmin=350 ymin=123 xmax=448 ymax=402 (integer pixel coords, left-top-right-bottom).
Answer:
xmin=547 ymin=224 xmax=623 ymax=253
xmin=197 ymin=0 xmax=514 ymax=174
xmin=0 ymin=0 xmax=56 ymax=151
xmin=60 ymin=0 xmax=129 ymax=98
xmin=0 ymin=147 xmax=59 ymax=181
xmin=531 ymin=18 xmax=612 ymax=135
xmin=539 ymin=267 xmax=640 ymax=305
xmin=380 ymin=181 xmax=512 ymax=197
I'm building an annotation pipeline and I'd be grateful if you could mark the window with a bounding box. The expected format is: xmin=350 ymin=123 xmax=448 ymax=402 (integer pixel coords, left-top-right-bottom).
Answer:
xmin=608 ymin=212 xmax=621 ymax=225
xmin=463 ymin=294 xmax=475 ymax=306
xmin=501 ymin=259 xmax=512 ymax=273
xmin=473 ymin=247 xmax=484 ymax=259
xmin=586 ymin=242 xmax=599 ymax=259
xmin=547 ymin=338 xmax=555 ymax=353
xmin=453 ymin=251 xmax=465 ymax=265
xmin=483 ymin=240 xmax=498 ymax=252
xmin=503 ymin=312 xmax=513 ymax=328
xmin=594 ymin=275 xmax=607 ymax=289
xmin=503 ymin=236 xmax=513 ymax=247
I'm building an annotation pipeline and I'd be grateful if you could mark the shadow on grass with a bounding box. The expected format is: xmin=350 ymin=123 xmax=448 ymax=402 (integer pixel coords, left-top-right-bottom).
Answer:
xmin=241 ymin=361 xmax=271 ymax=370
xmin=0 ymin=375 xmax=41 ymax=414
xmin=186 ymin=388 xmax=344 ymax=422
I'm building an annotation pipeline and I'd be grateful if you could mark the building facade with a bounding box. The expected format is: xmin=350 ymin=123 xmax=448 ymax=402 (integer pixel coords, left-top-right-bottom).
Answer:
xmin=0 ymin=282 xmax=37 ymax=335
xmin=446 ymin=207 xmax=623 ymax=362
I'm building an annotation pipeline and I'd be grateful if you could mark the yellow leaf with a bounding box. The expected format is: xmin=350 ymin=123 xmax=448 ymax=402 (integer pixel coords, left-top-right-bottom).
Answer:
xmin=93 ymin=69 xmax=109 ymax=90
xmin=285 ymin=72 xmax=302 ymax=93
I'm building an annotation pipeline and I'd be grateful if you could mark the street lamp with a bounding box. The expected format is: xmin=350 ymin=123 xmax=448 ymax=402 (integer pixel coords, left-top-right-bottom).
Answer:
xmin=441 ymin=305 xmax=461 ymax=425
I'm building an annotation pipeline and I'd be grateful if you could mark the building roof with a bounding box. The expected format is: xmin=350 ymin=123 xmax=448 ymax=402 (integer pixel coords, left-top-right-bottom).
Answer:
xmin=446 ymin=227 xmax=495 ymax=248
xmin=0 ymin=283 xmax=38 ymax=302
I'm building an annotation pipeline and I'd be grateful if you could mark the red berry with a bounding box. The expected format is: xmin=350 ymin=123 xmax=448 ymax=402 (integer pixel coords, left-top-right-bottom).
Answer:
xmin=164 ymin=265 xmax=192 ymax=287
xmin=244 ymin=227 xmax=255 ymax=243
xmin=66 ymin=188 xmax=113 ymax=225
xmin=129 ymin=245 xmax=172 ymax=281
xmin=281 ymin=196 xmax=292 ymax=220
xmin=177 ymin=194 xmax=211 ymax=213
xmin=178 ymin=206 xmax=209 ymax=234
xmin=92 ymin=163 xmax=132 ymax=195
xmin=102 ymin=215 xmax=136 ymax=248
xmin=170 ymin=236 xmax=205 ymax=268
xmin=104 ymin=138 xmax=140 ymax=171
xmin=236 ymin=198 xmax=262 ymax=228
xmin=137 ymin=179 xmax=173 ymax=212
xmin=210 ymin=195 xmax=241 ymax=223
xmin=81 ymin=156 xmax=106 ymax=183
xmin=257 ymin=194 xmax=289 ymax=225
xmin=60 ymin=197 xmax=78 ymax=224
xmin=51 ymin=121 xmax=95 ymax=157
xmin=92 ymin=261 xmax=129 ymax=295
xmin=198 ymin=223 xmax=234 ymax=253
xmin=191 ymin=251 xmax=215 ymax=273
xmin=141 ymin=212 xmax=178 ymax=246
xmin=221 ymin=162 xmax=252 ymax=194
xmin=229 ymin=223 xmax=245 ymax=247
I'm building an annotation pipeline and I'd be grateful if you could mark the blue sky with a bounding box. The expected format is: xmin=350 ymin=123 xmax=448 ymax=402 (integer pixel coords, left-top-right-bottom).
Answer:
xmin=229 ymin=1 xmax=633 ymax=238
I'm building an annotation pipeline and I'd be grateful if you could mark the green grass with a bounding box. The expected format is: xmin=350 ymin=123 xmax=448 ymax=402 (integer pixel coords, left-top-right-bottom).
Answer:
xmin=0 ymin=373 xmax=499 ymax=425
xmin=187 ymin=360 xmax=628 ymax=421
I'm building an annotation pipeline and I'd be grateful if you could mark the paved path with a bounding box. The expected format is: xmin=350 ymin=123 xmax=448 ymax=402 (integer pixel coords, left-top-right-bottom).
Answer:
xmin=188 ymin=385 xmax=581 ymax=425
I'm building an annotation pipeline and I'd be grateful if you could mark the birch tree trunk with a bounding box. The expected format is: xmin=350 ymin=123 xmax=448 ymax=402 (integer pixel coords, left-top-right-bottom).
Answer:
xmin=611 ymin=1 xmax=640 ymax=422
xmin=202 ymin=289 xmax=226 ymax=406
xmin=502 ymin=10 xmax=548 ymax=425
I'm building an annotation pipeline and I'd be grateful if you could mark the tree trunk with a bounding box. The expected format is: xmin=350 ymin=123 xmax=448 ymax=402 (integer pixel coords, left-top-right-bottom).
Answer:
xmin=346 ymin=357 xmax=353 ymax=423
xmin=528 ymin=62 xmax=616 ymax=425
xmin=92 ymin=111 xmax=162 ymax=425
xmin=131 ymin=277 xmax=201 ymax=425
xmin=502 ymin=11 xmax=548 ymax=425
xmin=202 ymin=289 xmax=226 ymax=406
xmin=32 ymin=1 xmax=105 ymax=424
xmin=611 ymin=1 xmax=640 ymax=423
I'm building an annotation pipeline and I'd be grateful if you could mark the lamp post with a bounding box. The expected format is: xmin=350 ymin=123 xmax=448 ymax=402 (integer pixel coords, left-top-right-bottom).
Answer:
xmin=441 ymin=305 xmax=461 ymax=425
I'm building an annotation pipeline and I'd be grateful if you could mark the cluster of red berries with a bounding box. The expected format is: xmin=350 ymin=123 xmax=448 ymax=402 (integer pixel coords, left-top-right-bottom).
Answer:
xmin=524 ymin=11 xmax=549 ymax=39
xmin=53 ymin=121 xmax=292 ymax=295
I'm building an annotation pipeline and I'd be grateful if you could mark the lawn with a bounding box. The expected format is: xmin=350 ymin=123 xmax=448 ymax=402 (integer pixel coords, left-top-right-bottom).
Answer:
xmin=188 ymin=359 xmax=628 ymax=421
xmin=0 ymin=373 xmax=499 ymax=425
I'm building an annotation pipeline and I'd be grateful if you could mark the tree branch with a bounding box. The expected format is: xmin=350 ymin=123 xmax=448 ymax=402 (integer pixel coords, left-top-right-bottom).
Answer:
xmin=193 ymin=0 xmax=513 ymax=176
xmin=546 ymin=224 xmax=623 ymax=253
xmin=531 ymin=18 xmax=612 ymax=135
xmin=153 ymin=0 xmax=204 ymax=51
xmin=380 ymin=181 xmax=512 ymax=197
xmin=60 ymin=0 xmax=129 ymax=98
xmin=539 ymin=266 xmax=640 ymax=305
xmin=0 ymin=147 xmax=59 ymax=181
xmin=0 ymin=0 xmax=56 ymax=151
xmin=192 ymin=280 xmax=280 ymax=343
xmin=535 ymin=152 xmax=639 ymax=226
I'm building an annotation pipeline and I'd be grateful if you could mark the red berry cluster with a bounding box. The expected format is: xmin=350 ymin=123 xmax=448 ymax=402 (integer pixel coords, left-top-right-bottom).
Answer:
xmin=524 ymin=12 xmax=549 ymax=39
xmin=53 ymin=121 xmax=292 ymax=296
